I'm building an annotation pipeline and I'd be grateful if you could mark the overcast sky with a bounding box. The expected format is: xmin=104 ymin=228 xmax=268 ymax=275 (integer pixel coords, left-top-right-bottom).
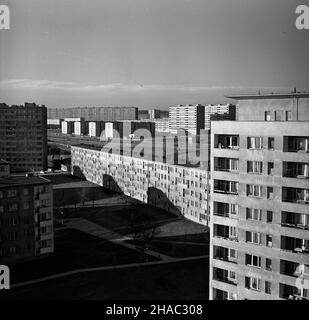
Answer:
xmin=0 ymin=0 xmax=308 ymax=109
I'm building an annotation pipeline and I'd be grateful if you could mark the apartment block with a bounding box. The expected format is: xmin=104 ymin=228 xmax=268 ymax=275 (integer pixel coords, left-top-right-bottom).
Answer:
xmin=0 ymin=175 xmax=54 ymax=264
xmin=47 ymin=106 xmax=138 ymax=121
xmin=169 ymin=104 xmax=205 ymax=135
xmin=88 ymin=121 xmax=105 ymax=137
xmin=204 ymin=104 xmax=236 ymax=130
xmin=0 ymin=103 xmax=48 ymax=173
xmin=71 ymin=145 xmax=210 ymax=225
xmin=209 ymin=93 xmax=309 ymax=300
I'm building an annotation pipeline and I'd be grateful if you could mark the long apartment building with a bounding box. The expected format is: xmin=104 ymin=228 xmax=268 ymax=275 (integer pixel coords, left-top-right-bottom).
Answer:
xmin=48 ymin=106 xmax=138 ymax=121
xmin=209 ymin=92 xmax=309 ymax=300
xmin=71 ymin=145 xmax=209 ymax=225
xmin=169 ymin=104 xmax=205 ymax=135
xmin=0 ymin=103 xmax=48 ymax=173
xmin=0 ymin=174 xmax=54 ymax=264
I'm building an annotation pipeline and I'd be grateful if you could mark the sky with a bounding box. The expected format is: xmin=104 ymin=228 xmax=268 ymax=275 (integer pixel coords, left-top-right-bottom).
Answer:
xmin=0 ymin=0 xmax=308 ymax=109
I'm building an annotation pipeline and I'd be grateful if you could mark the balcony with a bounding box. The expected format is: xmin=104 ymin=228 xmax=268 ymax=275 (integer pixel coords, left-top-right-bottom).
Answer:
xmin=213 ymin=267 xmax=237 ymax=286
xmin=283 ymin=136 xmax=309 ymax=153
xmin=280 ymin=260 xmax=309 ymax=278
xmin=283 ymin=162 xmax=309 ymax=179
xmin=214 ymin=246 xmax=237 ymax=264
xmin=214 ymin=157 xmax=239 ymax=173
xmin=282 ymin=187 xmax=309 ymax=204
xmin=280 ymin=283 xmax=309 ymax=300
xmin=281 ymin=236 xmax=309 ymax=254
xmin=214 ymin=180 xmax=238 ymax=195
xmin=213 ymin=202 xmax=238 ymax=218
xmin=281 ymin=211 xmax=309 ymax=230
xmin=214 ymin=135 xmax=239 ymax=150
xmin=214 ymin=224 xmax=238 ymax=242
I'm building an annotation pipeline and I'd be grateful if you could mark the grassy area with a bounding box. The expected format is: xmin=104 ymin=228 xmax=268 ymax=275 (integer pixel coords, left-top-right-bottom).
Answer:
xmin=63 ymin=203 xmax=180 ymax=235
xmin=8 ymin=229 xmax=158 ymax=284
xmin=1 ymin=258 xmax=209 ymax=300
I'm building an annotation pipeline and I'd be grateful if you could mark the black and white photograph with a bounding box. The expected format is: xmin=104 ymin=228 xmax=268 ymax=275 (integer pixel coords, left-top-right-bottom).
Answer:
xmin=0 ymin=0 xmax=309 ymax=311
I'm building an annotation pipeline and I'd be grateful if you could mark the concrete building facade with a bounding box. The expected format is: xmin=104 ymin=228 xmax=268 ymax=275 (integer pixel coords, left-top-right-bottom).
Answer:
xmin=209 ymin=93 xmax=309 ymax=300
xmin=71 ymin=145 xmax=210 ymax=225
xmin=47 ymin=106 xmax=138 ymax=121
xmin=204 ymin=104 xmax=236 ymax=130
xmin=169 ymin=104 xmax=205 ymax=135
xmin=0 ymin=175 xmax=54 ymax=264
xmin=0 ymin=103 xmax=48 ymax=173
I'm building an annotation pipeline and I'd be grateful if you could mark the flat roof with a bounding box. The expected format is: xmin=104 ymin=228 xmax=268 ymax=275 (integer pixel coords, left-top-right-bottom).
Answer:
xmin=226 ymin=92 xmax=309 ymax=100
xmin=0 ymin=175 xmax=51 ymax=188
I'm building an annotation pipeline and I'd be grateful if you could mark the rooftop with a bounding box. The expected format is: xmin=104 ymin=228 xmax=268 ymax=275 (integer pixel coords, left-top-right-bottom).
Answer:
xmin=0 ymin=175 xmax=51 ymax=188
xmin=226 ymin=92 xmax=309 ymax=100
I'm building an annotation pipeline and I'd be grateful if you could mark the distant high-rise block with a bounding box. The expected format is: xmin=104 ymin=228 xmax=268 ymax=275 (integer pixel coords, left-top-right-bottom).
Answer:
xmin=0 ymin=103 xmax=47 ymax=173
xmin=169 ymin=104 xmax=205 ymax=135
xmin=47 ymin=106 xmax=138 ymax=121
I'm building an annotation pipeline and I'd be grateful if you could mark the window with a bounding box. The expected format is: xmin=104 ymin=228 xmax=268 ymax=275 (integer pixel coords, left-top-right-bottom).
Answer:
xmin=229 ymin=249 xmax=237 ymax=259
xmin=268 ymin=137 xmax=275 ymax=150
xmin=24 ymin=202 xmax=30 ymax=210
xmin=246 ymin=231 xmax=261 ymax=244
xmin=267 ymin=211 xmax=273 ymax=223
xmin=275 ymin=110 xmax=283 ymax=121
xmin=245 ymin=254 xmax=261 ymax=267
xmin=286 ymin=111 xmax=292 ymax=121
xmin=245 ymin=277 xmax=261 ymax=291
xmin=247 ymin=184 xmax=262 ymax=197
xmin=248 ymin=137 xmax=263 ymax=149
xmin=246 ymin=208 xmax=262 ymax=221
xmin=266 ymin=258 xmax=272 ymax=271
xmin=265 ymin=281 xmax=272 ymax=294
xmin=23 ymin=188 xmax=29 ymax=196
xmin=265 ymin=111 xmax=271 ymax=121
xmin=7 ymin=189 xmax=17 ymax=198
xmin=267 ymin=163 xmax=274 ymax=176
xmin=267 ymin=187 xmax=274 ymax=200
xmin=229 ymin=226 xmax=237 ymax=239
xmin=247 ymin=161 xmax=263 ymax=174
xmin=228 ymin=270 xmax=237 ymax=282
xmin=266 ymin=235 xmax=273 ymax=247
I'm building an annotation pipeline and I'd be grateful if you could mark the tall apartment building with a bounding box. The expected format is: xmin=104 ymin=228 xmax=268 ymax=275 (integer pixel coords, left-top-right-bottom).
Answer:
xmin=169 ymin=104 xmax=205 ymax=135
xmin=71 ymin=145 xmax=209 ymax=225
xmin=0 ymin=174 xmax=54 ymax=264
xmin=0 ymin=103 xmax=48 ymax=173
xmin=47 ymin=106 xmax=138 ymax=121
xmin=204 ymin=104 xmax=236 ymax=130
xmin=209 ymin=92 xmax=309 ymax=300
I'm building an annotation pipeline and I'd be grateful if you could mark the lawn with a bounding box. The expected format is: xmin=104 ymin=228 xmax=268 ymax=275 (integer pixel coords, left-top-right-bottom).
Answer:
xmin=1 ymin=257 xmax=209 ymax=300
xmin=63 ymin=203 xmax=180 ymax=235
xmin=7 ymin=229 xmax=158 ymax=284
